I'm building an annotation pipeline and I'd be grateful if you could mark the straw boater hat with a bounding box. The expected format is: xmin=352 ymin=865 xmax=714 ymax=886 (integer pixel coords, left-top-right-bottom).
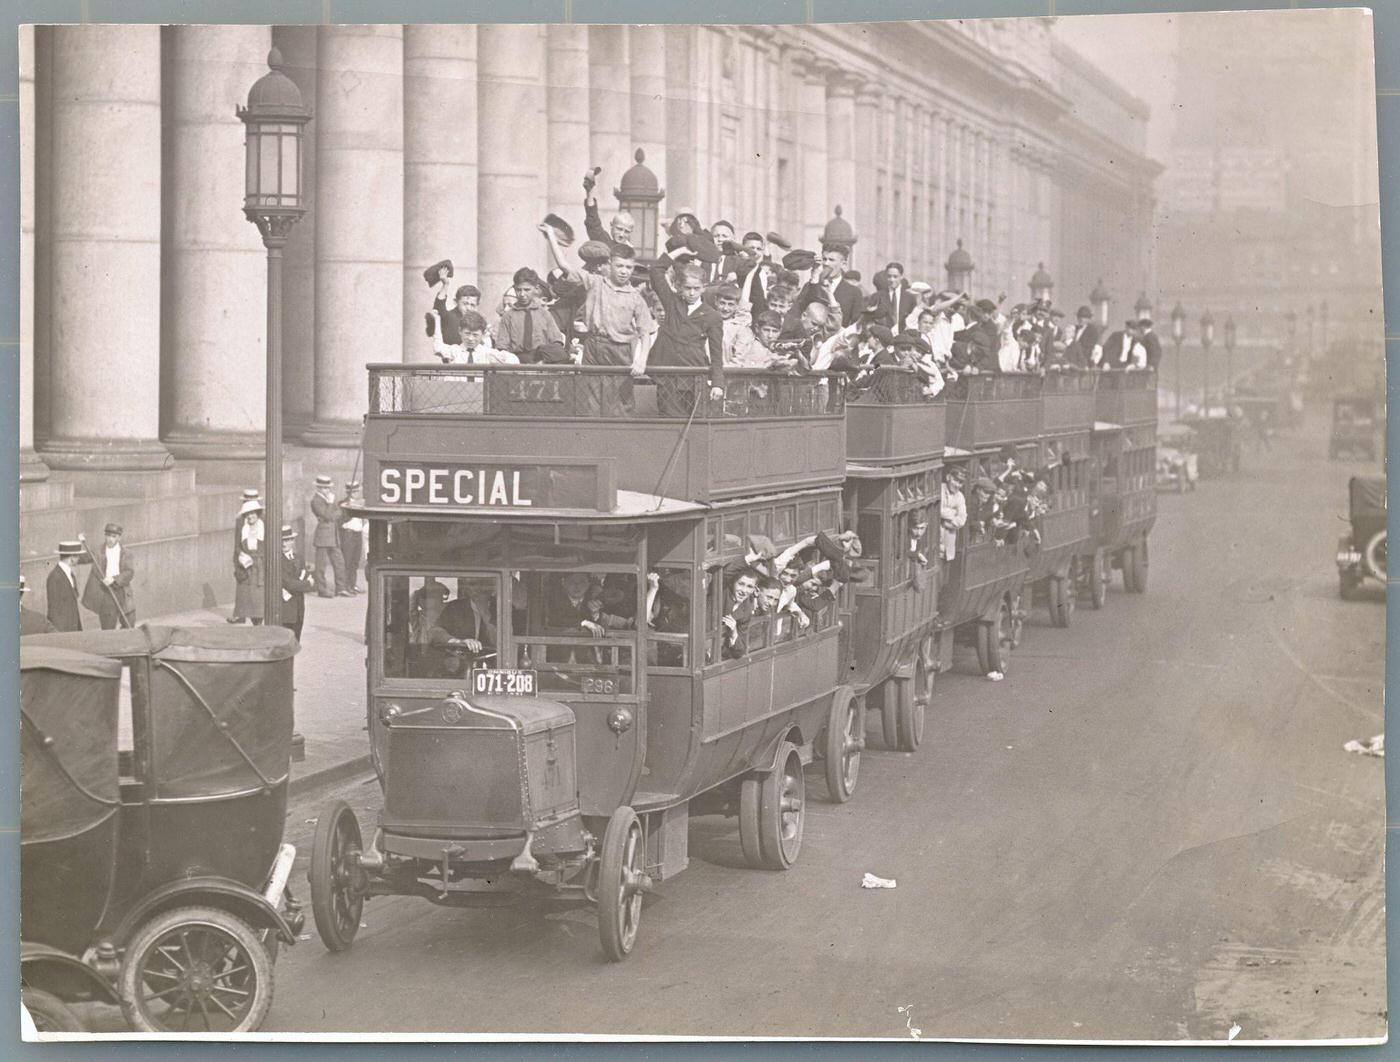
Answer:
xmin=58 ymin=540 xmax=83 ymax=558
xmin=281 ymin=524 xmax=297 ymax=541
xmin=314 ymin=474 xmax=333 ymax=489
xmin=238 ymin=498 xmax=265 ymax=518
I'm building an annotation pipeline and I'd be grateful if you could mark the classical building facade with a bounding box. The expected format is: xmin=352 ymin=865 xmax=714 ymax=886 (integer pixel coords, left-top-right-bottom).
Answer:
xmin=19 ymin=21 xmax=1158 ymax=615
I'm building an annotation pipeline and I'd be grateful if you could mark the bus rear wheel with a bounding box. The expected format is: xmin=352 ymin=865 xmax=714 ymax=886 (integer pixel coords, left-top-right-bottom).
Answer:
xmin=757 ymin=742 xmax=805 ymax=871
xmin=823 ymin=689 xmax=862 ymax=803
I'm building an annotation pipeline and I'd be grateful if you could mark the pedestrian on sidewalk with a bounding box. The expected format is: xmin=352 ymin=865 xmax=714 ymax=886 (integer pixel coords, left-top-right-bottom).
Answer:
xmin=232 ymin=498 xmax=266 ymax=625
xmin=46 ymin=540 xmax=86 ymax=632
xmin=310 ymin=475 xmax=351 ymax=598
xmin=278 ymin=525 xmax=316 ymax=643
xmin=81 ymin=522 xmax=135 ymax=629
xmin=20 ymin=575 xmax=56 ymax=636
xmin=339 ymin=481 xmax=366 ymax=594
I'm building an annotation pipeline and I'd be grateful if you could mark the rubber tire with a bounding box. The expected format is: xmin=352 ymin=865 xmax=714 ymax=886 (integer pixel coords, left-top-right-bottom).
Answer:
xmin=118 ymin=905 xmax=273 ymax=1033
xmin=598 ymin=806 xmax=644 ymax=962
xmin=977 ymin=606 xmax=1004 ymax=675
xmin=1088 ymin=549 xmax=1107 ymax=610
xmin=738 ymin=776 xmax=763 ymax=868
xmin=1120 ymin=546 xmax=1138 ymax=592
xmin=823 ymin=689 xmax=862 ymax=803
xmin=898 ymin=660 xmax=929 ymax=754
xmin=874 ymin=682 xmax=899 ymax=750
xmin=1128 ymin=539 xmax=1149 ymax=593
xmin=309 ymin=800 xmax=364 ymax=953
xmin=757 ymin=742 xmax=805 ymax=871
xmin=1364 ymin=530 xmax=1387 ymax=582
xmin=22 ymin=988 xmax=84 ymax=1033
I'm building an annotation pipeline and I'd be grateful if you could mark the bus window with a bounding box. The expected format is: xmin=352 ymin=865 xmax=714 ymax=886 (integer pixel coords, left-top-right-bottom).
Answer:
xmin=818 ymin=497 xmax=837 ymax=532
xmin=722 ymin=514 xmax=747 ymax=555
xmin=855 ymin=511 xmax=883 ymax=585
xmin=513 ymin=571 xmax=637 ymax=696
xmin=646 ymin=566 xmax=691 ymax=669
xmin=705 ymin=518 xmax=719 ymax=559
xmin=380 ymin=573 xmax=501 ymax=682
xmin=750 ymin=508 xmax=772 ymax=543
xmin=773 ymin=505 xmax=794 ymax=544
xmin=796 ymin=501 xmax=817 ymax=537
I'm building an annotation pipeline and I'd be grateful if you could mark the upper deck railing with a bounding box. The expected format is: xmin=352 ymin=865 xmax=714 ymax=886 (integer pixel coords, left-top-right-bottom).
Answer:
xmin=362 ymin=365 xmax=846 ymax=505
xmin=1093 ymin=368 xmax=1157 ymax=427
xmin=368 ymin=364 xmax=843 ymax=419
xmin=1041 ymin=369 xmax=1098 ymax=434
xmin=845 ymin=367 xmax=947 ymax=468
xmin=943 ymin=372 xmax=1043 ymax=451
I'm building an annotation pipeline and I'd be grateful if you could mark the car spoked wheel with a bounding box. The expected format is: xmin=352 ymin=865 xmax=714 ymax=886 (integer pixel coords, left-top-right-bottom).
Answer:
xmin=823 ymin=689 xmax=862 ymax=803
xmin=758 ymin=741 xmax=805 ymax=870
xmin=598 ymin=806 xmax=645 ymax=962
xmin=118 ymin=906 xmax=273 ymax=1033
xmin=310 ymin=800 xmax=364 ymax=952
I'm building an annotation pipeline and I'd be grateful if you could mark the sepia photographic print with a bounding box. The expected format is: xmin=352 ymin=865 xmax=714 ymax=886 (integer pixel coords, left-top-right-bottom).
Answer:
xmin=14 ymin=7 xmax=1387 ymax=1044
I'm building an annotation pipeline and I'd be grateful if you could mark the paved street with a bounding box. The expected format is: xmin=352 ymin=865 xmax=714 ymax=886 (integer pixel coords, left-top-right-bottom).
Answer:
xmin=84 ymin=411 xmax=1387 ymax=1040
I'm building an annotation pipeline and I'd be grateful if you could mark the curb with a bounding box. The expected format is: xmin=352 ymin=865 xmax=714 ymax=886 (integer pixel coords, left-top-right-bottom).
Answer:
xmin=288 ymin=754 xmax=374 ymax=799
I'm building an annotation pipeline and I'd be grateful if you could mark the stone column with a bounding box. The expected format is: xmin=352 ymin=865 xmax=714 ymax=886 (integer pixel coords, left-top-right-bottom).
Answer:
xmin=161 ymin=26 xmax=271 ymax=460
xmin=18 ymin=26 xmax=47 ymax=481
xmin=663 ymin=27 xmax=695 ymax=216
xmin=478 ymin=25 xmax=546 ymax=305
xmin=546 ymin=26 xmax=591 ymax=226
xmin=272 ymin=26 xmax=317 ymax=437
xmin=825 ymin=70 xmax=859 ymax=239
xmin=793 ymin=50 xmax=830 ymax=251
xmin=303 ymin=25 xmax=404 ymax=448
xmin=936 ymin=112 xmax=949 ymax=261
xmin=853 ymin=83 xmax=881 ymax=265
xmin=629 ymin=25 xmax=667 ymax=196
xmin=588 ymin=27 xmax=632 ymax=180
xmin=41 ymin=25 xmax=169 ymax=470
xmin=404 ymin=25 xmax=477 ymax=365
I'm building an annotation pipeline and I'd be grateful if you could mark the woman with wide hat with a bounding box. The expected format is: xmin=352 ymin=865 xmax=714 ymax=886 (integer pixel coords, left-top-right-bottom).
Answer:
xmin=231 ymin=497 xmax=266 ymax=625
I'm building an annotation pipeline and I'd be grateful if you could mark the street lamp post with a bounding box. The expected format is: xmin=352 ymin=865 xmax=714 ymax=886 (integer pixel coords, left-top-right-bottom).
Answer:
xmin=1134 ymin=291 xmax=1153 ymax=324
xmin=945 ymin=239 xmax=974 ymax=293
xmin=1170 ymin=302 xmax=1186 ymax=418
xmin=1199 ymin=310 xmax=1215 ymax=414
xmin=1029 ymin=262 xmax=1054 ymax=303
xmin=238 ymin=48 xmax=310 ymax=628
xmin=1089 ymin=279 xmax=1110 ymax=329
xmin=1223 ymin=315 xmax=1237 ymax=406
xmin=614 ymin=148 xmax=664 ymax=263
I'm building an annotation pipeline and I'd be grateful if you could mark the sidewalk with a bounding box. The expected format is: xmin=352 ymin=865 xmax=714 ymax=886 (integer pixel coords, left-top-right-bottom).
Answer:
xmin=149 ymin=592 xmax=373 ymax=795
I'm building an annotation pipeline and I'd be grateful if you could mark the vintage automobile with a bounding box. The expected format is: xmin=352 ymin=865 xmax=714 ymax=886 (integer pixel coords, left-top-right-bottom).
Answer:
xmin=309 ymin=366 xmax=856 ymax=962
xmin=1155 ymin=423 xmax=1200 ymax=493
xmin=1179 ymin=410 xmax=1241 ymax=477
xmin=20 ymin=627 xmax=302 ymax=1033
xmin=1337 ymin=474 xmax=1387 ymax=599
xmin=1330 ymin=395 xmax=1379 ymax=461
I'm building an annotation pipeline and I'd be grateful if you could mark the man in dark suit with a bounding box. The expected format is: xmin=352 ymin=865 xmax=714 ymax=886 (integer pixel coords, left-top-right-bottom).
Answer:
xmin=81 ymin=522 xmax=134 ymax=629
xmin=46 ymin=540 xmax=86 ymax=632
xmin=1137 ymin=317 xmax=1163 ymax=370
xmin=278 ymin=525 xmax=317 ymax=643
xmin=1098 ymin=320 xmax=1144 ymax=369
xmin=20 ymin=575 xmax=56 ymax=636
xmin=876 ymin=261 xmax=918 ymax=330
xmin=952 ymin=299 xmax=1001 ymax=373
xmin=815 ymin=245 xmax=864 ymax=327
xmin=310 ymin=474 xmax=351 ymax=598
xmin=1064 ymin=306 xmax=1102 ymax=368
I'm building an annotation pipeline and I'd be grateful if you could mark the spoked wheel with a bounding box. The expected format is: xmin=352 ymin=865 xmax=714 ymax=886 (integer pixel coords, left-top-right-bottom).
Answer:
xmin=1128 ymin=538 xmax=1149 ymax=593
xmin=758 ymin=741 xmax=805 ymax=871
xmin=870 ymin=681 xmax=899 ymax=750
xmin=118 ymin=906 xmax=273 ymax=1033
xmin=823 ymin=688 xmax=863 ymax=803
xmin=898 ymin=648 xmax=932 ymax=753
xmin=738 ymin=776 xmax=763 ymax=867
xmin=1086 ymin=548 xmax=1107 ymax=610
xmin=1364 ymin=530 xmax=1387 ymax=582
xmin=22 ymin=988 xmax=84 ymax=1033
xmin=309 ymin=800 xmax=364 ymax=952
xmin=598 ymin=806 xmax=645 ymax=962
xmin=1049 ymin=570 xmax=1075 ymax=628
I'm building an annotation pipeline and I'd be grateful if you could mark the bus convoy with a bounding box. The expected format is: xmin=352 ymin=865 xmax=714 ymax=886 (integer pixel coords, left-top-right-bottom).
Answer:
xmin=304 ymin=362 xmax=1159 ymax=962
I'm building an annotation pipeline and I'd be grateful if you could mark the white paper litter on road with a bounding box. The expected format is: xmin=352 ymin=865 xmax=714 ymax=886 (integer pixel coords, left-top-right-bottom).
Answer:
xmin=861 ymin=872 xmax=897 ymax=889
xmin=1343 ymin=734 xmax=1384 ymax=757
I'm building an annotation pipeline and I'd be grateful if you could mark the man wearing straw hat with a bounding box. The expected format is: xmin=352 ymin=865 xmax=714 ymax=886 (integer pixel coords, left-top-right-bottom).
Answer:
xmin=46 ymin=540 xmax=87 ymax=632
xmin=81 ymin=522 xmax=135 ymax=629
xmin=278 ymin=525 xmax=317 ymax=643
xmin=19 ymin=575 xmax=56 ymax=636
xmin=339 ymin=480 xmax=367 ymax=595
xmin=310 ymin=474 xmax=351 ymax=599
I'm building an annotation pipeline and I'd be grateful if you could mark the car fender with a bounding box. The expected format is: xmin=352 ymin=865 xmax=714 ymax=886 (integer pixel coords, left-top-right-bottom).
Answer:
xmin=21 ymin=942 xmax=119 ymax=1005
xmin=108 ymin=876 xmax=297 ymax=947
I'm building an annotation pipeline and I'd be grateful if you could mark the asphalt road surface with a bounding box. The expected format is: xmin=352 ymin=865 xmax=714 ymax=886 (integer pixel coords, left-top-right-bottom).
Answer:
xmin=92 ymin=411 xmax=1389 ymax=1040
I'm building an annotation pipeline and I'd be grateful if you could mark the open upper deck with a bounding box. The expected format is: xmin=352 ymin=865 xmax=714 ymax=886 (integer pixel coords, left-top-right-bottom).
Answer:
xmin=1041 ymin=370 xmax=1098 ymax=435
xmin=845 ymin=368 xmax=946 ymax=468
xmin=943 ymin=373 xmax=1043 ymax=451
xmin=362 ymin=365 xmax=846 ymax=513
xmin=1094 ymin=369 xmax=1157 ymax=427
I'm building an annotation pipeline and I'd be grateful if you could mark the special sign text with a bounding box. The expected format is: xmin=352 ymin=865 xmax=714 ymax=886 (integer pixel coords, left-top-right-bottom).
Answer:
xmin=379 ymin=466 xmax=532 ymax=507
xmin=371 ymin=458 xmax=609 ymax=511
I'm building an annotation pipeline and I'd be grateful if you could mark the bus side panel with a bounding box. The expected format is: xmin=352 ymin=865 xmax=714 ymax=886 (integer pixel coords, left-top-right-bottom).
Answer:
xmin=640 ymin=674 xmax=699 ymax=798
xmin=572 ymin=699 xmax=644 ymax=818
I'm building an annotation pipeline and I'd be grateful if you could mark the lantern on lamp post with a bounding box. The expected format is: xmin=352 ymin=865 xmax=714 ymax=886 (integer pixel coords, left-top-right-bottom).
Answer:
xmin=1199 ymin=309 xmax=1215 ymax=414
xmin=1089 ymin=278 xmax=1110 ymax=329
xmin=1134 ymin=291 xmax=1153 ymax=324
xmin=1223 ymin=314 xmax=1237 ymax=406
xmin=614 ymin=148 xmax=664 ymax=263
xmin=945 ymin=239 xmax=974 ymax=293
xmin=1170 ymin=302 xmax=1186 ymax=418
xmin=1029 ymin=262 xmax=1054 ymax=303
xmin=238 ymin=47 xmax=310 ymax=628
